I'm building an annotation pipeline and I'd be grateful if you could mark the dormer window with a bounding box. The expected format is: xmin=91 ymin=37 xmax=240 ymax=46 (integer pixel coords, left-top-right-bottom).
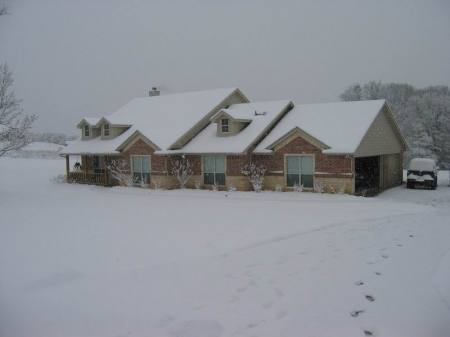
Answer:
xmin=84 ymin=125 xmax=90 ymax=137
xmin=104 ymin=124 xmax=110 ymax=136
xmin=221 ymin=119 xmax=229 ymax=133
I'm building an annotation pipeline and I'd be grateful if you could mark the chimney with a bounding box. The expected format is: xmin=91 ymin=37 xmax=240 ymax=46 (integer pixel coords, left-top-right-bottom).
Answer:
xmin=149 ymin=87 xmax=160 ymax=97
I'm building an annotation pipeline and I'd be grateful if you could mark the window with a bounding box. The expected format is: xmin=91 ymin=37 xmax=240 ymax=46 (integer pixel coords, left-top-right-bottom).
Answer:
xmin=286 ymin=155 xmax=314 ymax=188
xmin=131 ymin=155 xmax=150 ymax=185
xmin=203 ymin=155 xmax=225 ymax=185
xmin=84 ymin=125 xmax=90 ymax=137
xmin=221 ymin=119 xmax=229 ymax=133
xmin=103 ymin=124 xmax=110 ymax=136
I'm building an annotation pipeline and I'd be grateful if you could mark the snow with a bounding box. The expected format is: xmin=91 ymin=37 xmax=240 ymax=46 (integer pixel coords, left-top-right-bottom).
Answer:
xmin=81 ymin=117 xmax=101 ymax=126
xmin=1 ymin=157 xmax=450 ymax=337
xmin=21 ymin=141 xmax=65 ymax=152
xmin=63 ymin=88 xmax=242 ymax=155
xmin=168 ymin=100 xmax=291 ymax=154
xmin=408 ymin=158 xmax=436 ymax=171
xmin=255 ymin=99 xmax=386 ymax=154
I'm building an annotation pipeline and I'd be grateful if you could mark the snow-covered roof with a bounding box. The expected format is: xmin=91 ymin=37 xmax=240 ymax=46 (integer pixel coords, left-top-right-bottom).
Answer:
xmin=167 ymin=100 xmax=292 ymax=154
xmin=61 ymin=131 xmax=133 ymax=155
xmin=81 ymin=117 xmax=101 ymax=126
xmin=409 ymin=158 xmax=436 ymax=171
xmin=63 ymin=88 xmax=243 ymax=155
xmin=255 ymin=99 xmax=386 ymax=154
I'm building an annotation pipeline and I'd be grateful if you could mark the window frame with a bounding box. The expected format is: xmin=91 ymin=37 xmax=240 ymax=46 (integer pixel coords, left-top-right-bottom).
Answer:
xmin=284 ymin=154 xmax=315 ymax=189
xmin=84 ymin=125 xmax=90 ymax=137
xmin=103 ymin=123 xmax=110 ymax=137
xmin=202 ymin=155 xmax=226 ymax=186
xmin=221 ymin=119 xmax=229 ymax=133
xmin=130 ymin=155 xmax=151 ymax=186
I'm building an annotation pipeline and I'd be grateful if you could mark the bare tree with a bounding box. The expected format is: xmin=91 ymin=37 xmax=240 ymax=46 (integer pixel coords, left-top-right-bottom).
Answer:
xmin=106 ymin=159 xmax=133 ymax=186
xmin=0 ymin=64 xmax=37 ymax=156
xmin=241 ymin=162 xmax=266 ymax=192
xmin=170 ymin=155 xmax=193 ymax=188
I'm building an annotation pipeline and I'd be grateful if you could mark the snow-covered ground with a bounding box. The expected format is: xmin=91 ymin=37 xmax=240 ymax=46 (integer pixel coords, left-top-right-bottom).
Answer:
xmin=1 ymin=158 xmax=450 ymax=337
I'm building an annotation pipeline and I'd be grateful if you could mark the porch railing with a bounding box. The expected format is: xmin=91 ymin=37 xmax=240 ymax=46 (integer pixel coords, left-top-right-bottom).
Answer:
xmin=67 ymin=171 xmax=109 ymax=186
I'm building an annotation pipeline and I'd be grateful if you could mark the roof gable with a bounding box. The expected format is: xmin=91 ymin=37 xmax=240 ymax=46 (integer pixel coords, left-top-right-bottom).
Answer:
xmin=255 ymin=99 xmax=387 ymax=154
xmin=65 ymin=88 xmax=248 ymax=155
xmin=167 ymin=100 xmax=293 ymax=154
xmin=269 ymin=127 xmax=330 ymax=152
xmin=354 ymin=102 xmax=407 ymax=157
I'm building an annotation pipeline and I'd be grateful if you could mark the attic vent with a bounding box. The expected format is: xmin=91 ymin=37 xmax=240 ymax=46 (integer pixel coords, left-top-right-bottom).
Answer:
xmin=254 ymin=110 xmax=266 ymax=116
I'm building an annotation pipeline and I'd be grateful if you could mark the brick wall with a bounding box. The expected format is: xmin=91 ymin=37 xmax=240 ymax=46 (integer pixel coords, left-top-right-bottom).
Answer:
xmin=226 ymin=154 xmax=251 ymax=176
xmin=253 ymin=136 xmax=353 ymax=176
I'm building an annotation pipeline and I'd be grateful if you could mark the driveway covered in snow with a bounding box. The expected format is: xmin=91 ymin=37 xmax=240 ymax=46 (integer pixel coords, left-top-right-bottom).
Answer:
xmin=1 ymin=158 xmax=450 ymax=337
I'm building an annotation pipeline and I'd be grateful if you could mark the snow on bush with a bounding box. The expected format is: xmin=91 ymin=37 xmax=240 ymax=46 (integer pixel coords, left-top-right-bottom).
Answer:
xmin=170 ymin=155 xmax=193 ymax=189
xmin=241 ymin=162 xmax=267 ymax=193
xmin=106 ymin=159 xmax=133 ymax=187
xmin=314 ymin=181 xmax=325 ymax=193
xmin=293 ymin=183 xmax=303 ymax=192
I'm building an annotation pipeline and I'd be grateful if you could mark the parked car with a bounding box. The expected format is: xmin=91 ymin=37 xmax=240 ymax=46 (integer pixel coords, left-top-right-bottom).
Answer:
xmin=406 ymin=158 xmax=438 ymax=189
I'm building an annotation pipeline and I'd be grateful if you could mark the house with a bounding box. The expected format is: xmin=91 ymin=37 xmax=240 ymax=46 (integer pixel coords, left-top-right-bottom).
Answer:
xmin=62 ymin=88 xmax=407 ymax=194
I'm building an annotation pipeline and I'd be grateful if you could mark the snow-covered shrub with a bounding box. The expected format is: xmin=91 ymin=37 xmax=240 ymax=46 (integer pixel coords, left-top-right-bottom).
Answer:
xmin=293 ymin=183 xmax=303 ymax=192
xmin=274 ymin=184 xmax=283 ymax=192
xmin=106 ymin=159 xmax=133 ymax=187
xmin=327 ymin=185 xmax=336 ymax=194
xmin=170 ymin=155 xmax=193 ymax=188
xmin=314 ymin=181 xmax=325 ymax=193
xmin=212 ymin=182 xmax=219 ymax=191
xmin=241 ymin=162 xmax=267 ymax=193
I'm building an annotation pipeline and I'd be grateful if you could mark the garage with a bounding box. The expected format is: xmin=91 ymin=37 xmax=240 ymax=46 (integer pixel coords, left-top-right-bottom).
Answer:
xmin=355 ymin=156 xmax=380 ymax=196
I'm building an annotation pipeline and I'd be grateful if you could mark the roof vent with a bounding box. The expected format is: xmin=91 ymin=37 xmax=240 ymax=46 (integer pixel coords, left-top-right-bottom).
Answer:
xmin=149 ymin=87 xmax=160 ymax=97
xmin=254 ymin=110 xmax=266 ymax=116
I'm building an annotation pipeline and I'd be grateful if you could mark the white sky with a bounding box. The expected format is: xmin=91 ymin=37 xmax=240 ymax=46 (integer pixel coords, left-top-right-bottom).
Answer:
xmin=1 ymin=0 xmax=449 ymax=134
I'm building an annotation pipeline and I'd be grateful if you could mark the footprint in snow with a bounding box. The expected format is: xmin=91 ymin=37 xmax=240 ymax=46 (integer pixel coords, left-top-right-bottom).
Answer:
xmin=381 ymin=254 xmax=389 ymax=259
xmin=363 ymin=329 xmax=374 ymax=336
xmin=409 ymin=234 xmax=414 ymax=238
xmin=397 ymin=243 xmax=403 ymax=247
xmin=351 ymin=310 xmax=365 ymax=317
xmin=355 ymin=280 xmax=365 ymax=286
xmin=365 ymin=295 xmax=375 ymax=302
xmin=374 ymin=271 xmax=382 ymax=276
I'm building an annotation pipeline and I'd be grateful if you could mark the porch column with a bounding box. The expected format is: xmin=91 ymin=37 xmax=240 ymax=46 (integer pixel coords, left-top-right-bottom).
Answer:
xmin=65 ymin=155 xmax=70 ymax=180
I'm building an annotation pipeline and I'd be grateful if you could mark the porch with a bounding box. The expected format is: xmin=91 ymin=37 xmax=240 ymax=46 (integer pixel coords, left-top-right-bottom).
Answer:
xmin=64 ymin=154 xmax=111 ymax=186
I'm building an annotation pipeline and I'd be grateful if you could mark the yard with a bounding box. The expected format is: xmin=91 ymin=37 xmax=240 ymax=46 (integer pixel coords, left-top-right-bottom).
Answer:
xmin=1 ymin=157 xmax=450 ymax=337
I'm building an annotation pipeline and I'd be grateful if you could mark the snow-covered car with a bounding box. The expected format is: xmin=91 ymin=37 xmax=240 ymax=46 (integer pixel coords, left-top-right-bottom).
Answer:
xmin=406 ymin=158 xmax=438 ymax=189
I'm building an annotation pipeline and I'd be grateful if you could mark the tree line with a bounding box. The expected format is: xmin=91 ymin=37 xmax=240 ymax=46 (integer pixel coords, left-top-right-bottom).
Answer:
xmin=341 ymin=82 xmax=450 ymax=169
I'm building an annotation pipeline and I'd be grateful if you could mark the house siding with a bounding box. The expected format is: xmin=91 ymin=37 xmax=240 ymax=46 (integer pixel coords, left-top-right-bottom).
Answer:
xmin=355 ymin=106 xmax=404 ymax=157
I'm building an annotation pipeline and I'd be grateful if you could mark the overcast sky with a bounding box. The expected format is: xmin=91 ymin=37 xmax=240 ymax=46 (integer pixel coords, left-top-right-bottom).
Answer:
xmin=1 ymin=0 xmax=449 ymax=134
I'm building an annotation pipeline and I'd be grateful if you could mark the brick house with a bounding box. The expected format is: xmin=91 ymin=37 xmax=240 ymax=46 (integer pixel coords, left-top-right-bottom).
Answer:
xmin=62 ymin=88 xmax=407 ymax=195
